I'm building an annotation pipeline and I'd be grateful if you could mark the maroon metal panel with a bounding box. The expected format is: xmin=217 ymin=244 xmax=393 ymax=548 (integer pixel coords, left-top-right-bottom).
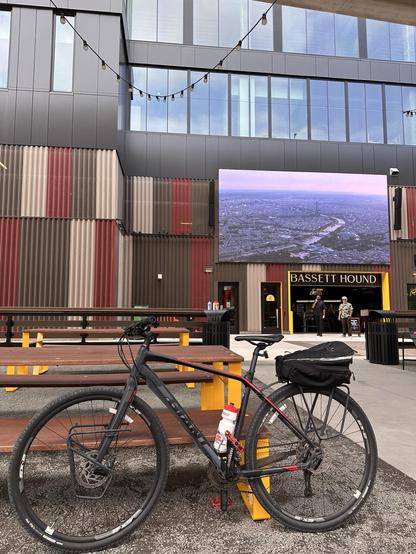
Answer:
xmin=190 ymin=238 xmax=213 ymax=308
xmin=0 ymin=218 xmax=20 ymax=305
xmin=172 ymin=178 xmax=192 ymax=235
xmin=0 ymin=145 xmax=23 ymax=216
xmin=94 ymin=220 xmax=117 ymax=307
xmin=46 ymin=147 xmax=73 ymax=218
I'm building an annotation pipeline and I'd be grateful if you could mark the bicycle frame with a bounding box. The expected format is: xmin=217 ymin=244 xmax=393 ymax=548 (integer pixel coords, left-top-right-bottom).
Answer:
xmin=96 ymin=341 xmax=313 ymax=479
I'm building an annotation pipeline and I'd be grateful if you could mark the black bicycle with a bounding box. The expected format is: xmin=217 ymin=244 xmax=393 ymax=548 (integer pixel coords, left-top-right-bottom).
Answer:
xmin=8 ymin=317 xmax=377 ymax=552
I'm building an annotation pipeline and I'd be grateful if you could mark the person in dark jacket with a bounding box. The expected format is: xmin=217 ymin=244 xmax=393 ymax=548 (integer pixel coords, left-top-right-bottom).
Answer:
xmin=312 ymin=295 xmax=326 ymax=337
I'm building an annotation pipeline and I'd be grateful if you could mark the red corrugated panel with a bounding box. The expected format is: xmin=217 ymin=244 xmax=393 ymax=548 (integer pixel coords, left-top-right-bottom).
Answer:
xmin=94 ymin=221 xmax=117 ymax=307
xmin=46 ymin=147 xmax=73 ymax=218
xmin=266 ymin=264 xmax=287 ymax=283
xmin=190 ymin=238 xmax=212 ymax=308
xmin=0 ymin=218 xmax=20 ymax=305
xmin=406 ymin=187 xmax=416 ymax=239
xmin=172 ymin=178 xmax=192 ymax=234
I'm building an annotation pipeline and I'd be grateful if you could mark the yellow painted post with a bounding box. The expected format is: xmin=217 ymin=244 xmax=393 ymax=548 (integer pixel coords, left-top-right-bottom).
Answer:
xmin=5 ymin=365 xmax=18 ymax=392
xmin=6 ymin=331 xmax=30 ymax=392
xmin=200 ymin=362 xmax=225 ymax=410
xmin=287 ymin=271 xmax=293 ymax=334
xmin=177 ymin=330 xmax=194 ymax=389
xmin=227 ymin=362 xmax=242 ymax=408
xmin=237 ymin=437 xmax=271 ymax=521
xmin=33 ymin=332 xmax=48 ymax=375
xmin=382 ymin=272 xmax=390 ymax=310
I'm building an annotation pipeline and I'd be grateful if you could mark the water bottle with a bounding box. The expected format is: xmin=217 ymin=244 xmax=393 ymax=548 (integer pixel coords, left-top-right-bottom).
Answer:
xmin=207 ymin=300 xmax=213 ymax=310
xmin=213 ymin=404 xmax=238 ymax=453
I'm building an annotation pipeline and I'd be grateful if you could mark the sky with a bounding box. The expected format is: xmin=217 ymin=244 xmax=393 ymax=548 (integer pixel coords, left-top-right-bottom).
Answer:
xmin=219 ymin=169 xmax=388 ymax=196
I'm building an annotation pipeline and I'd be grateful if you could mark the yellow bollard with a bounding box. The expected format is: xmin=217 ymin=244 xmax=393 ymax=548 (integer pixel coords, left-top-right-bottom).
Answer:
xmin=238 ymin=437 xmax=271 ymax=520
xmin=32 ymin=332 xmax=48 ymax=375
xmin=177 ymin=330 xmax=194 ymax=388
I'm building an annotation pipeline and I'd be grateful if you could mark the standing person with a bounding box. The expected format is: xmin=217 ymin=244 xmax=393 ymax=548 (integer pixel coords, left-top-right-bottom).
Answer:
xmin=338 ymin=296 xmax=353 ymax=337
xmin=312 ymin=295 xmax=326 ymax=337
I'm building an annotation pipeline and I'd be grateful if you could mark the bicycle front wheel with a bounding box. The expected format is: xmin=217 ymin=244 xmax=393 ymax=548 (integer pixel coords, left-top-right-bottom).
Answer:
xmin=245 ymin=385 xmax=377 ymax=532
xmin=8 ymin=388 xmax=169 ymax=552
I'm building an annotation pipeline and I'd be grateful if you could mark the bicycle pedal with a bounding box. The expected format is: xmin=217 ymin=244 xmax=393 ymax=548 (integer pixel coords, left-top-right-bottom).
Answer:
xmin=209 ymin=495 xmax=233 ymax=510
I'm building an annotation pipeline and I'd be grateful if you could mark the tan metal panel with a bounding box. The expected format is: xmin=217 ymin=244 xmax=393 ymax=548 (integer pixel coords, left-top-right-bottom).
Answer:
xmin=0 ymin=144 xmax=23 ymax=216
xmin=132 ymin=176 xmax=153 ymax=233
xmin=302 ymin=264 xmax=322 ymax=271
xmin=390 ymin=241 xmax=416 ymax=310
xmin=68 ymin=220 xmax=96 ymax=308
xmin=21 ymin=146 xmax=48 ymax=217
xmin=153 ymin=177 xmax=172 ymax=234
xmin=96 ymin=150 xmax=118 ymax=219
xmin=132 ymin=236 xmax=190 ymax=308
xmin=117 ymin=234 xmax=133 ymax=307
xmin=192 ymin=179 xmax=210 ymax=236
xmin=17 ymin=219 xmax=71 ymax=306
xmin=72 ymin=149 xmax=96 ymax=219
xmin=246 ymin=264 xmax=267 ymax=333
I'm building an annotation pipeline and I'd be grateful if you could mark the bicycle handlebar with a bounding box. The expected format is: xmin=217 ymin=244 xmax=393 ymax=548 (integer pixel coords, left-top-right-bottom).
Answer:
xmin=123 ymin=316 xmax=159 ymax=339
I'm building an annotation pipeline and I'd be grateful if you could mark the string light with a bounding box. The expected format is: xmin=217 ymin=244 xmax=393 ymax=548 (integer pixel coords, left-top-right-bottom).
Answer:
xmin=404 ymin=110 xmax=416 ymax=117
xmin=49 ymin=0 xmax=277 ymax=101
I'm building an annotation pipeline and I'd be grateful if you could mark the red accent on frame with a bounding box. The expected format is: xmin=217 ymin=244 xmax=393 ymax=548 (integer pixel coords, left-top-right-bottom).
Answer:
xmin=407 ymin=187 xmax=416 ymax=239
xmin=190 ymin=238 xmax=211 ymax=308
xmin=94 ymin=221 xmax=117 ymax=307
xmin=172 ymin=178 xmax=192 ymax=234
xmin=0 ymin=218 xmax=20 ymax=305
xmin=46 ymin=147 xmax=73 ymax=218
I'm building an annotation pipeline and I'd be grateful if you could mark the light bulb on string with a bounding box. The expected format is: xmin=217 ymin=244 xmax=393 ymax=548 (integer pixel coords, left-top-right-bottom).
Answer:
xmin=203 ymin=74 xmax=208 ymax=83
xmin=236 ymin=40 xmax=242 ymax=51
xmin=128 ymin=85 xmax=133 ymax=93
xmin=60 ymin=14 xmax=66 ymax=24
xmin=116 ymin=74 xmax=121 ymax=81
xmin=101 ymin=60 xmax=106 ymax=70
xmin=261 ymin=13 xmax=267 ymax=25
xmin=180 ymin=90 xmax=184 ymax=98
xmin=139 ymin=90 xmax=143 ymax=97
xmin=148 ymin=94 xmax=151 ymax=101
xmin=190 ymin=84 xmax=194 ymax=92
xmin=217 ymin=60 xmax=223 ymax=68
xmin=156 ymin=96 xmax=160 ymax=102
xmin=163 ymin=96 xmax=167 ymax=102
xmin=83 ymin=40 xmax=89 ymax=51
xmin=171 ymin=94 xmax=175 ymax=101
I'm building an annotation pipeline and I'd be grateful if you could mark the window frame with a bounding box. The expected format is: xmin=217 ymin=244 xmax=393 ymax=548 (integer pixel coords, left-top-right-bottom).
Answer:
xmin=0 ymin=8 xmax=12 ymax=89
xmin=52 ymin=12 xmax=76 ymax=93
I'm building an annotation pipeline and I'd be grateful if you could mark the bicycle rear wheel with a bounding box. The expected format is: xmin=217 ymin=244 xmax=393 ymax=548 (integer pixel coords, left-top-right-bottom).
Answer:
xmin=8 ymin=388 xmax=169 ymax=552
xmin=245 ymin=384 xmax=377 ymax=532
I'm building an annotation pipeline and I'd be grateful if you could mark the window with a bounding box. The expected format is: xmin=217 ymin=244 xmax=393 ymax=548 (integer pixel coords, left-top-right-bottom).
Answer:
xmin=403 ymin=87 xmax=416 ymax=145
xmin=129 ymin=0 xmax=183 ymax=43
xmin=190 ymin=72 xmax=228 ymax=135
xmin=282 ymin=6 xmax=358 ymax=57
xmin=385 ymin=85 xmax=404 ymax=145
xmin=271 ymin=77 xmax=307 ymax=140
xmin=348 ymin=83 xmax=383 ymax=143
xmin=248 ymin=0 xmax=273 ymax=50
xmin=0 ymin=10 xmax=11 ymax=88
xmin=367 ymin=19 xmax=416 ymax=61
xmin=193 ymin=0 xmax=218 ymax=46
xmin=231 ymin=74 xmax=268 ymax=137
xmin=53 ymin=15 xmax=75 ymax=92
xmin=130 ymin=67 xmax=187 ymax=133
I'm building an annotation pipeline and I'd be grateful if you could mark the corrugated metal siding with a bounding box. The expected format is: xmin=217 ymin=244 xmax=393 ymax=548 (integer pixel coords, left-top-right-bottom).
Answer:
xmin=266 ymin=264 xmax=288 ymax=330
xmin=190 ymin=238 xmax=213 ymax=308
xmin=94 ymin=220 xmax=117 ymax=306
xmin=72 ymin=149 xmax=96 ymax=219
xmin=0 ymin=218 xmax=20 ymax=305
xmin=68 ymin=220 xmax=96 ymax=307
xmin=153 ymin=177 xmax=172 ymax=234
xmin=192 ymin=179 xmax=210 ymax=236
xmin=129 ymin=176 xmax=153 ymax=233
xmin=21 ymin=146 xmax=48 ymax=217
xmin=96 ymin=150 xmax=118 ymax=220
xmin=117 ymin=234 xmax=133 ymax=307
xmin=172 ymin=178 xmax=192 ymax=235
xmin=132 ymin=236 xmax=190 ymax=308
xmin=407 ymin=187 xmax=416 ymax=239
xmin=17 ymin=219 xmax=71 ymax=306
xmin=0 ymin=144 xmax=23 ymax=216
xmin=390 ymin=241 xmax=416 ymax=310
xmin=246 ymin=264 xmax=266 ymax=332
xmin=46 ymin=147 xmax=73 ymax=218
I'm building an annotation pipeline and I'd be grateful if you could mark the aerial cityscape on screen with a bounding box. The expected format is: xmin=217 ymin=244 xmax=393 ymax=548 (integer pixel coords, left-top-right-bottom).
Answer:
xmin=219 ymin=170 xmax=389 ymax=264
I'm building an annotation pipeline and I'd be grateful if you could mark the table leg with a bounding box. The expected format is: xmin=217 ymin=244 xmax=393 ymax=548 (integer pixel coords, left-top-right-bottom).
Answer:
xmin=237 ymin=438 xmax=271 ymax=521
xmin=177 ymin=331 xmax=194 ymax=388
xmin=33 ymin=332 xmax=48 ymax=375
xmin=6 ymin=331 xmax=29 ymax=392
xmin=227 ymin=362 xmax=242 ymax=408
xmin=200 ymin=362 xmax=225 ymax=411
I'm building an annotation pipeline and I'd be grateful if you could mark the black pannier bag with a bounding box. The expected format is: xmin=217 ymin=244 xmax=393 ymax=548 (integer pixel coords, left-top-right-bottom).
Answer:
xmin=275 ymin=342 xmax=354 ymax=388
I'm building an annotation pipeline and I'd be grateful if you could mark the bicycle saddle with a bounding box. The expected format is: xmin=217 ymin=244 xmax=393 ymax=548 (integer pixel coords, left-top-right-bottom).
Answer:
xmin=235 ymin=334 xmax=284 ymax=345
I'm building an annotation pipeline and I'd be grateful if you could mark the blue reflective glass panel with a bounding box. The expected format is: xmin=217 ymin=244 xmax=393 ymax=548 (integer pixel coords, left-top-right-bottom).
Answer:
xmin=310 ymin=80 xmax=328 ymax=140
xmin=231 ymin=75 xmax=249 ymax=136
xmin=335 ymin=14 xmax=358 ymax=57
xmin=168 ymin=70 xmax=187 ymax=133
xmin=348 ymin=83 xmax=366 ymax=142
xmin=147 ymin=68 xmax=168 ymax=132
xmin=210 ymin=73 xmax=228 ymax=135
xmin=365 ymin=84 xmax=383 ymax=143
xmin=193 ymin=0 xmax=218 ymax=46
xmin=385 ymin=85 xmax=404 ymax=145
xmin=250 ymin=76 xmax=268 ymax=137
xmin=307 ymin=10 xmax=334 ymax=56
xmin=158 ymin=0 xmax=183 ymax=43
xmin=290 ymin=79 xmax=307 ymax=140
xmin=219 ymin=0 xmax=248 ymax=48
xmin=282 ymin=6 xmax=306 ymax=53
xmin=129 ymin=0 xmax=157 ymax=41
xmin=131 ymin=67 xmax=147 ymax=131
xmin=328 ymin=81 xmax=346 ymax=141
xmin=53 ymin=15 xmax=75 ymax=92
xmin=389 ymin=23 xmax=415 ymax=62
xmin=271 ymin=77 xmax=289 ymax=139
xmin=190 ymin=71 xmax=208 ymax=134
xmin=403 ymin=87 xmax=416 ymax=145
xmin=366 ymin=19 xmax=390 ymax=60
xmin=0 ymin=10 xmax=11 ymax=88
xmin=249 ymin=0 xmax=273 ymax=50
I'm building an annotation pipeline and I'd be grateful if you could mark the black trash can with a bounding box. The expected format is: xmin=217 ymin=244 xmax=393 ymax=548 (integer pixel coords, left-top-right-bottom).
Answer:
xmin=202 ymin=309 xmax=233 ymax=348
xmin=365 ymin=310 xmax=399 ymax=365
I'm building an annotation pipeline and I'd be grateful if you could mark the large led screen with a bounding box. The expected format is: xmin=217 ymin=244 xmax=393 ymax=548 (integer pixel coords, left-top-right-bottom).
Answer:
xmin=219 ymin=170 xmax=389 ymax=264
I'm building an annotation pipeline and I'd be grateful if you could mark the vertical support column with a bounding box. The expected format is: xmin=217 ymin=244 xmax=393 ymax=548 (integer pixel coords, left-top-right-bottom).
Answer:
xmin=33 ymin=332 xmax=48 ymax=375
xmin=177 ymin=330 xmax=195 ymax=388
xmin=227 ymin=361 xmax=242 ymax=408
xmin=200 ymin=362 xmax=225 ymax=411
xmin=238 ymin=438 xmax=271 ymax=521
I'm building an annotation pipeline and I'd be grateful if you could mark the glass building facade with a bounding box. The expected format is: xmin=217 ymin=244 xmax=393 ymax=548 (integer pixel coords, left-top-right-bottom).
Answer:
xmin=0 ymin=10 xmax=11 ymax=88
xmin=52 ymin=15 xmax=75 ymax=92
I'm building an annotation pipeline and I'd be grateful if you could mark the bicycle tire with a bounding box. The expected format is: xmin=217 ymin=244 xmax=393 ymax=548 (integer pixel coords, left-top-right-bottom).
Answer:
xmin=8 ymin=388 xmax=169 ymax=552
xmin=245 ymin=384 xmax=377 ymax=532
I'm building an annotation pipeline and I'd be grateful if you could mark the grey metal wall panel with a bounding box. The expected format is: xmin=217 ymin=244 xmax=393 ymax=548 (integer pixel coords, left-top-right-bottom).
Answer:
xmin=160 ymin=135 xmax=187 ymax=177
xmin=370 ymin=61 xmax=400 ymax=82
xmin=148 ymin=42 xmax=182 ymax=66
xmin=315 ymin=57 xmax=329 ymax=78
xmin=16 ymin=8 xmax=36 ymax=89
xmin=205 ymin=136 xmax=219 ymax=177
xmin=73 ymin=94 xmax=98 ymax=147
xmin=271 ymin=53 xmax=286 ymax=74
xmin=185 ymin=135 xmax=206 ymax=179
xmin=97 ymin=96 xmax=118 ymax=149
xmin=357 ymin=60 xmax=372 ymax=80
xmin=361 ymin=144 xmax=376 ymax=175
xmin=259 ymin=139 xmax=285 ymax=171
xmin=14 ymin=90 xmax=33 ymax=144
xmin=72 ymin=148 xmax=96 ymax=219
xmin=48 ymin=94 xmax=74 ymax=146
xmin=33 ymin=8 xmax=52 ymax=91
xmin=296 ymin=141 xmax=321 ymax=172
xmin=241 ymin=51 xmax=273 ymax=74
xmin=283 ymin=141 xmax=297 ymax=171
xmin=319 ymin=143 xmax=340 ymax=173
xmin=240 ymin=139 xmax=261 ymax=171
xmin=328 ymin=58 xmax=359 ymax=80
xmin=218 ymin=138 xmax=241 ymax=170
xmin=373 ymin=144 xmax=398 ymax=176
xmin=31 ymin=91 xmax=50 ymax=145
xmin=0 ymin=90 xmax=15 ymax=143
xmin=97 ymin=15 xmax=120 ymax=96
xmin=399 ymin=63 xmax=413 ymax=84
xmin=396 ymin=147 xmax=415 ymax=184
xmin=7 ymin=7 xmax=20 ymax=89
xmin=73 ymin=13 xmax=100 ymax=95
xmin=338 ymin=143 xmax=364 ymax=173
